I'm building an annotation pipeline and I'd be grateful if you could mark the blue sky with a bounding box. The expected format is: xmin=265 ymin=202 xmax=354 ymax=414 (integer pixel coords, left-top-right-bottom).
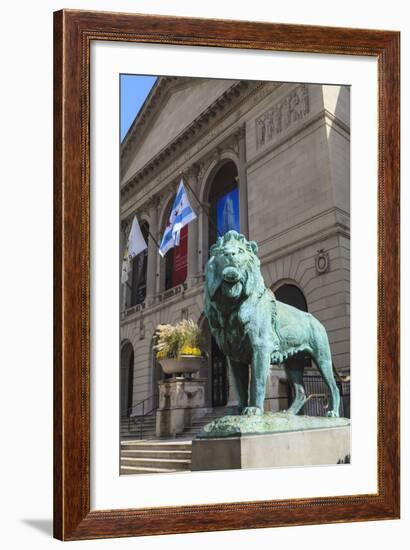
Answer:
xmin=120 ymin=75 xmax=157 ymax=141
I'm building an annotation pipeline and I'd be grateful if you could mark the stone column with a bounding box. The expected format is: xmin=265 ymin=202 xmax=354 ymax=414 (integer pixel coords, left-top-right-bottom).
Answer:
xmin=120 ymin=221 xmax=126 ymax=310
xmin=121 ymin=220 xmax=131 ymax=309
xmin=237 ymin=124 xmax=249 ymax=239
xmin=198 ymin=200 xmax=211 ymax=273
xmin=155 ymin=248 xmax=162 ymax=294
xmin=186 ymin=168 xmax=200 ymax=285
xmin=146 ymin=198 xmax=159 ymax=301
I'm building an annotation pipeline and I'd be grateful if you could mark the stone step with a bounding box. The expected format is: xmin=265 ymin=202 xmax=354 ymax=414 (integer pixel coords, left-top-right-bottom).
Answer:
xmin=121 ymin=427 xmax=157 ymax=434
xmin=121 ymin=440 xmax=192 ymax=452
xmin=121 ymin=416 xmax=156 ymax=422
xmin=121 ymin=456 xmax=191 ymax=470
xmin=121 ymin=449 xmax=191 ymax=459
xmin=120 ymin=423 xmax=156 ymax=430
xmin=121 ymin=466 xmax=180 ymax=475
xmin=120 ymin=431 xmax=157 ymax=438
xmin=121 ymin=423 xmax=156 ymax=429
xmin=121 ymin=426 xmax=156 ymax=432
xmin=120 ymin=420 xmax=156 ymax=429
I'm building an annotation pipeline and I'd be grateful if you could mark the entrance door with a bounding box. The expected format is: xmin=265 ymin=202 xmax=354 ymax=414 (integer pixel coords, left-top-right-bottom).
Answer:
xmin=211 ymin=337 xmax=229 ymax=407
xmin=120 ymin=342 xmax=134 ymax=417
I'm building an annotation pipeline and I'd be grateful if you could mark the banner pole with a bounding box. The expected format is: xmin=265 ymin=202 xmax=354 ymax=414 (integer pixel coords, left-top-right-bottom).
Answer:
xmin=183 ymin=178 xmax=222 ymax=238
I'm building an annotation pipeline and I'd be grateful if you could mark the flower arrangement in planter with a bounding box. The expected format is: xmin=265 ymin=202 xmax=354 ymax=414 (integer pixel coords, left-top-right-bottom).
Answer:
xmin=154 ymin=319 xmax=206 ymax=376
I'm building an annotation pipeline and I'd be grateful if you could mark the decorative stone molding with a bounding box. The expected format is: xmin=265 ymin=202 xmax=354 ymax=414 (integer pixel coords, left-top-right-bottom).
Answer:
xmin=120 ymin=80 xmax=257 ymax=196
xmin=256 ymin=84 xmax=310 ymax=149
xmin=121 ymin=195 xmax=160 ymax=229
xmin=120 ymin=81 xmax=281 ymax=217
xmin=315 ymin=249 xmax=330 ymax=275
xmin=234 ymin=122 xmax=246 ymax=142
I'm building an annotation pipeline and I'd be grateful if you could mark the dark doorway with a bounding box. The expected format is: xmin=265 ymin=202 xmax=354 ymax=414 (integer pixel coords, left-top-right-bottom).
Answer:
xmin=120 ymin=341 xmax=134 ymax=417
xmin=130 ymin=221 xmax=149 ymax=306
xmin=126 ymin=351 xmax=134 ymax=414
xmin=274 ymin=283 xmax=308 ymax=312
xmin=274 ymin=283 xmax=310 ymax=370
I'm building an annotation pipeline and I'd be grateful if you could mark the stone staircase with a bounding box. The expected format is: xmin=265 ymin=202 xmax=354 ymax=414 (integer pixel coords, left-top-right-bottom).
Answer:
xmin=120 ymin=440 xmax=192 ymax=474
xmin=120 ymin=406 xmax=238 ymax=474
xmin=120 ymin=413 xmax=157 ymax=440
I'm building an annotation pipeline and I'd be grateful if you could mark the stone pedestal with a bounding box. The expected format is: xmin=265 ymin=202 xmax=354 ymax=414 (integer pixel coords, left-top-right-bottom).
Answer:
xmin=192 ymin=424 xmax=350 ymax=471
xmin=156 ymin=377 xmax=207 ymax=438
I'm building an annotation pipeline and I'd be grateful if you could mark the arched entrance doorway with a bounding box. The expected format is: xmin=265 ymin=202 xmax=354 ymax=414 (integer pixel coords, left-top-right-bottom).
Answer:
xmin=120 ymin=341 xmax=134 ymax=417
xmin=199 ymin=315 xmax=229 ymax=408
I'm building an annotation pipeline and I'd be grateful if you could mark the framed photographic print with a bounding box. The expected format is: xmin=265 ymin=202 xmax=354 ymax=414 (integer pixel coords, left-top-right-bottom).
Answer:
xmin=54 ymin=9 xmax=400 ymax=541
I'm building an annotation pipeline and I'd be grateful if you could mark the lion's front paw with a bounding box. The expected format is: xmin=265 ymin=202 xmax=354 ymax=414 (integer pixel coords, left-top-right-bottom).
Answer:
xmin=327 ymin=410 xmax=339 ymax=418
xmin=242 ymin=406 xmax=263 ymax=416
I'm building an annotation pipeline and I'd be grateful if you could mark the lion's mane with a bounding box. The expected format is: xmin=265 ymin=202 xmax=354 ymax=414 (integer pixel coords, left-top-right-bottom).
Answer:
xmin=204 ymin=231 xmax=276 ymax=346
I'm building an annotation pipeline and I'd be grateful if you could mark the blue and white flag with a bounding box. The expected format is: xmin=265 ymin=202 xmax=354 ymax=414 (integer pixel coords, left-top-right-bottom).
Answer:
xmin=159 ymin=181 xmax=197 ymax=257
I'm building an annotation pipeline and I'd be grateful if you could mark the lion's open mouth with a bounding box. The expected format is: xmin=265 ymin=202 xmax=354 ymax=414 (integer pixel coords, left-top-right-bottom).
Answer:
xmin=220 ymin=266 xmax=242 ymax=300
xmin=222 ymin=266 xmax=240 ymax=283
xmin=221 ymin=280 xmax=242 ymax=300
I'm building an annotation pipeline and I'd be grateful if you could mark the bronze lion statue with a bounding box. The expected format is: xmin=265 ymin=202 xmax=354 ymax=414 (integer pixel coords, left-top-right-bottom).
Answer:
xmin=204 ymin=230 xmax=341 ymax=417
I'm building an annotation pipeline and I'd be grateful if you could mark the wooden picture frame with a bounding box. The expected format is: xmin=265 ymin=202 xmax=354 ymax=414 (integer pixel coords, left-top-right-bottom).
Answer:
xmin=53 ymin=9 xmax=400 ymax=541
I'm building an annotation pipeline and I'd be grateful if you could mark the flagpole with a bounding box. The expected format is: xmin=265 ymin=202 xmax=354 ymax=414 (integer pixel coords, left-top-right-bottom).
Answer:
xmin=147 ymin=229 xmax=161 ymax=251
xmin=183 ymin=177 xmax=222 ymax=238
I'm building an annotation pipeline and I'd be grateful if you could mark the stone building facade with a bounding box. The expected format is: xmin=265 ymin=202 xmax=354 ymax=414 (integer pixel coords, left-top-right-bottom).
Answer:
xmin=119 ymin=77 xmax=350 ymax=421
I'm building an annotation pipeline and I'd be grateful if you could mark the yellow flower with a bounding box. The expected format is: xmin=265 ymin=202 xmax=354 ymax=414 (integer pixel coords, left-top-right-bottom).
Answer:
xmin=156 ymin=349 xmax=168 ymax=360
xmin=179 ymin=346 xmax=201 ymax=357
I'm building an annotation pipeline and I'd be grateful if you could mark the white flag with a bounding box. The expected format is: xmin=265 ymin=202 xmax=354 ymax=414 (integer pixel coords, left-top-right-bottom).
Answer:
xmin=128 ymin=215 xmax=148 ymax=259
xmin=121 ymin=216 xmax=148 ymax=284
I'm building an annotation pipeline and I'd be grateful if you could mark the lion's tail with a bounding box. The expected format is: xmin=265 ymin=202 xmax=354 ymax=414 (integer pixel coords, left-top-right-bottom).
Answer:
xmin=332 ymin=362 xmax=350 ymax=383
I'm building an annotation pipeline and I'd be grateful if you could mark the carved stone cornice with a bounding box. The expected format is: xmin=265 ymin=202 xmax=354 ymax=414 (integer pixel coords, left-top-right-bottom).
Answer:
xmin=234 ymin=122 xmax=246 ymax=141
xmin=120 ymin=80 xmax=254 ymax=197
xmin=121 ymin=193 xmax=161 ymax=227
xmin=120 ymin=81 xmax=283 ymax=218
xmin=145 ymin=195 xmax=161 ymax=212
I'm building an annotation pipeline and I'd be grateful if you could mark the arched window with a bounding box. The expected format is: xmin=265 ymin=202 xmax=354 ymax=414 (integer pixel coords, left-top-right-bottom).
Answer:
xmin=208 ymin=161 xmax=239 ymax=248
xmin=120 ymin=341 xmax=134 ymax=417
xmin=162 ymin=199 xmax=188 ymax=291
xmin=130 ymin=221 xmax=149 ymax=306
xmin=274 ymin=283 xmax=308 ymax=312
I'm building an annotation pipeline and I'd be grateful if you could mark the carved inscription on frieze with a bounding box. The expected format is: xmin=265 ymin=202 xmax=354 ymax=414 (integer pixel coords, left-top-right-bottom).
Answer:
xmin=255 ymin=84 xmax=310 ymax=149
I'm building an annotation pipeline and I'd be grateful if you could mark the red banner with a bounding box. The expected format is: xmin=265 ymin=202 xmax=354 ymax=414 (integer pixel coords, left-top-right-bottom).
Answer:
xmin=172 ymin=225 xmax=188 ymax=287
